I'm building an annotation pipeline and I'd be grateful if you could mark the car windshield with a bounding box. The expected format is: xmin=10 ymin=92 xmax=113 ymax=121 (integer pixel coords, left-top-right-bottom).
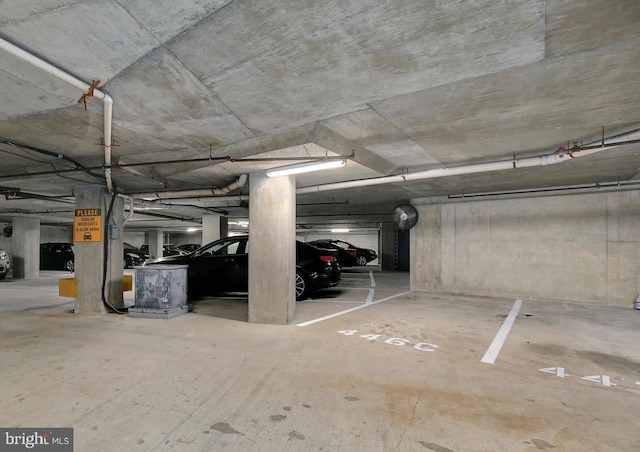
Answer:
xmin=196 ymin=238 xmax=247 ymax=257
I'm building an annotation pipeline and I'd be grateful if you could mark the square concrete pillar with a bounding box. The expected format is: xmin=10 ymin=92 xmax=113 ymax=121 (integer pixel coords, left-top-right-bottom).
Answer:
xmin=74 ymin=185 xmax=107 ymax=314
xmin=73 ymin=185 xmax=124 ymax=314
xmin=248 ymin=172 xmax=296 ymax=324
xmin=148 ymin=229 xmax=163 ymax=260
xmin=202 ymin=213 xmax=222 ymax=245
xmin=11 ymin=217 xmax=40 ymax=279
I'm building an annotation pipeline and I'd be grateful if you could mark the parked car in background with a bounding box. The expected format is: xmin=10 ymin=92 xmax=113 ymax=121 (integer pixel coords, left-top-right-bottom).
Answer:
xmin=140 ymin=244 xmax=188 ymax=258
xmin=178 ymin=243 xmax=200 ymax=253
xmin=309 ymin=239 xmax=377 ymax=266
xmin=145 ymin=236 xmax=340 ymax=301
xmin=309 ymin=240 xmax=357 ymax=267
xmin=124 ymin=242 xmax=150 ymax=268
xmin=40 ymin=242 xmax=75 ymax=271
xmin=0 ymin=248 xmax=10 ymax=280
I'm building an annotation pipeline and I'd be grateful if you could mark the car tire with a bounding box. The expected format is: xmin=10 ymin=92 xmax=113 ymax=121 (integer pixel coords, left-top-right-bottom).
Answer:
xmin=0 ymin=272 xmax=6 ymax=281
xmin=356 ymin=255 xmax=367 ymax=266
xmin=295 ymin=271 xmax=309 ymax=301
xmin=64 ymin=259 xmax=74 ymax=272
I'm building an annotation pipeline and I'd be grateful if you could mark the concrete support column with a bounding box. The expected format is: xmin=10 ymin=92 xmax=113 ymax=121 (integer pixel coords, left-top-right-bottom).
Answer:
xmin=148 ymin=230 xmax=163 ymax=260
xmin=381 ymin=223 xmax=396 ymax=271
xmin=73 ymin=185 xmax=105 ymax=314
xmin=220 ymin=216 xmax=228 ymax=239
xmin=202 ymin=214 xmax=222 ymax=244
xmin=248 ymin=172 xmax=296 ymax=324
xmin=11 ymin=217 xmax=40 ymax=279
xmin=73 ymin=185 xmax=125 ymax=314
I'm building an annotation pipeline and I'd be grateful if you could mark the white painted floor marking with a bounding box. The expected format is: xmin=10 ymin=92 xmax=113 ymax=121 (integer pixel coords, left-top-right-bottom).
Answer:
xmin=311 ymin=300 xmax=365 ymax=304
xmin=582 ymin=375 xmax=616 ymax=387
xmin=481 ymin=299 xmax=523 ymax=364
xmin=365 ymin=288 xmax=375 ymax=305
xmin=369 ymin=271 xmax=376 ymax=288
xmin=538 ymin=367 xmax=569 ymax=378
xmin=296 ymin=291 xmax=411 ymax=327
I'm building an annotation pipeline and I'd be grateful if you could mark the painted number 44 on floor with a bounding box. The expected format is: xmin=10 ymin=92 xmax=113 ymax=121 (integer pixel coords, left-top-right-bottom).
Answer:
xmin=338 ymin=330 xmax=439 ymax=352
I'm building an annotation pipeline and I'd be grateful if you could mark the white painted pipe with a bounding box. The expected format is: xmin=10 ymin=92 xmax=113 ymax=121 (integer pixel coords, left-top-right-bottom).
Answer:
xmin=119 ymin=194 xmax=135 ymax=223
xmin=296 ymin=146 xmax=612 ymax=195
xmin=212 ymin=173 xmax=247 ymax=195
xmin=102 ymin=95 xmax=114 ymax=193
xmin=0 ymin=37 xmax=114 ymax=192
xmin=137 ymin=174 xmax=248 ymax=200
xmin=151 ymin=194 xmax=250 ymax=204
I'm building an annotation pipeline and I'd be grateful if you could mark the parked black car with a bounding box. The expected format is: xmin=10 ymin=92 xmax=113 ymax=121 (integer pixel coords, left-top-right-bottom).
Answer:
xmin=308 ymin=240 xmax=358 ymax=267
xmin=309 ymin=239 xmax=377 ymax=266
xmin=40 ymin=242 xmax=75 ymax=271
xmin=144 ymin=236 xmax=340 ymax=301
xmin=140 ymin=244 xmax=188 ymax=258
xmin=124 ymin=242 xmax=150 ymax=268
xmin=178 ymin=243 xmax=200 ymax=253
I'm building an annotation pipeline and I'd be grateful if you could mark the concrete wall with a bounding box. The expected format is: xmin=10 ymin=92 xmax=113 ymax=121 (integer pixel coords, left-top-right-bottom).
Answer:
xmin=411 ymin=190 xmax=640 ymax=307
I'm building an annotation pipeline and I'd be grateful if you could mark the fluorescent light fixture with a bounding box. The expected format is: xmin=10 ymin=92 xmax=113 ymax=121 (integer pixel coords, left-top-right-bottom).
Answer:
xmin=330 ymin=228 xmax=350 ymax=233
xmin=266 ymin=159 xmax=346 ymax=177
xmin=187 ymin=227 xmax=201 ymax=232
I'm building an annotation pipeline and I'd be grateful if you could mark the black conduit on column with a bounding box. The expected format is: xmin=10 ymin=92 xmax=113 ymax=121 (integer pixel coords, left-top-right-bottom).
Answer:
xmin=101 ymin=190 xmax=126 ymax=314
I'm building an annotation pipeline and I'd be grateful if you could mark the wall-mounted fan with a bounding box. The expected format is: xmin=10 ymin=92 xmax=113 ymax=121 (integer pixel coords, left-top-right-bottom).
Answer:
xmin=2 ymin=225 xmax=12 ymax=238
xmin=391 ymin=204 xmax=419 ymax=231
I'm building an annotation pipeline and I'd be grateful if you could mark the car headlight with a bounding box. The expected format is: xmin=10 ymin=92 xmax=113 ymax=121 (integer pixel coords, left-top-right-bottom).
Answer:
xmin=0 ymin=251 xmax=7 ymax=260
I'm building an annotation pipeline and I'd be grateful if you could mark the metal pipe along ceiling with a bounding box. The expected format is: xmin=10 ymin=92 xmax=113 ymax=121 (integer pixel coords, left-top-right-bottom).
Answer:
xmin=0 ymin=37 xmax=115 ymax=193
xmin=137 ymin=174 xmax=248 ymax=200
xmin=134 ymin=145 xmax=616 ymax=203
xmin=296 ymin=145 xmax=615 ymax=195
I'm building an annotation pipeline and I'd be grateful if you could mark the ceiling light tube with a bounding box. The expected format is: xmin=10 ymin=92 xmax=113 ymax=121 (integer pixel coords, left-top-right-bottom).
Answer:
xmin=266 ymin=159 xmax=346 ymax=177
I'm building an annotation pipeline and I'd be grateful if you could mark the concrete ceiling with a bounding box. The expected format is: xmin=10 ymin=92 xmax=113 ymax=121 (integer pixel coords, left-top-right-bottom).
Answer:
xmin=0 ymin=0 xmax=638 ymax=231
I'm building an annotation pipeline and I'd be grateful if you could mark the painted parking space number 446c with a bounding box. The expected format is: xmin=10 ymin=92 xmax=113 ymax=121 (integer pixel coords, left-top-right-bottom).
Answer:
xmin=338 ymin=330 xmax=439 ymax=352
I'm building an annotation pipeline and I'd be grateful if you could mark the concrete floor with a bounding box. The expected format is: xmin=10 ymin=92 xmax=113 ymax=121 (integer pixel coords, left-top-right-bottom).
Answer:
xmin=1 ymin=269 xmax=639 ymax=451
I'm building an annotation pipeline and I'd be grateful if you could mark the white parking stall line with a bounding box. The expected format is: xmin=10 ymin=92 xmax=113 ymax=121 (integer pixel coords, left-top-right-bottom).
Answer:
xmin=297 ymin=291 xmax=410 ymax=327
xmin=481 ymin=299 xmax=523 ymax=364
xmin=309 ymin=300 xmax=365 ymax=304
xmin=365 ymin=288 xmax=375 ymax=305
xmin=338 ymin=287 xmax=377 ymax=290
xmin=369 ymin=271 xmax=376 ymax=288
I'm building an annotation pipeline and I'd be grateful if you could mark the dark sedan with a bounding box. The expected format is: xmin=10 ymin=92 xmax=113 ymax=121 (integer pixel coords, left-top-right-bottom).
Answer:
xmin=178 ymin=243 xmax=200 ymax=253
xmin=124 ymin=242 xmax=149 ymax=268
xmin=144 ymin=236 xmax=340 ymax=301
xmin=309 ymin=240 xmax=358 ymax=267
xmin=140 ymin=244 xmax=188 ymax=258
xmin=310 ymin=239 xmax=377 ymax=266
xmin=40 ymin=242 xmax=75 ymax=271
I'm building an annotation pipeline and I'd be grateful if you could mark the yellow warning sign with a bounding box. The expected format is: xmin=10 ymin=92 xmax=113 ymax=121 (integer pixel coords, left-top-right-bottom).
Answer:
xmin=74 ymin=208 xmax=102 ymax=243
